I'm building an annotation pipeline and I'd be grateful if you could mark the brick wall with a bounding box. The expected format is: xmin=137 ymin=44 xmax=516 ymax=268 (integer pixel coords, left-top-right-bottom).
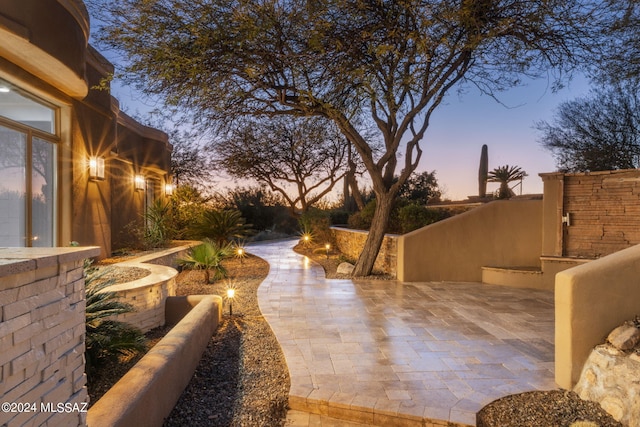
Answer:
xmin=331 ymin=227 xmax=397 ymax=276
xmin=0 ymin=247 xmax=99 ymax=427
xmin=563 ymin=170 xmax=640 ymax=258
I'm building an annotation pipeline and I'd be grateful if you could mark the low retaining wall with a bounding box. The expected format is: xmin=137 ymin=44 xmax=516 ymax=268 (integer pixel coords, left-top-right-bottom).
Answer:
xmin=106 ymin=263 xmax=177 ymax=332
xmin=106 ymin=242 xmax=199 ymax=332
xmin=0 ymin=246 xmax=100 ymax=427
xmin=331 ymin=227 xmax=398 ymax=276
xmin=87 ymin=295 xmax=222 ymax=427
xmin=555 ymin=243 xmax=640 ymax=389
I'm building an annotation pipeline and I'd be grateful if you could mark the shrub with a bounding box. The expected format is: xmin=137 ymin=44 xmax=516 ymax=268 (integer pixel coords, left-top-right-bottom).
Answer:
xmin=190 ymin=209 xmax=252 ymax=245
xmin=397 ymin=204 xmax=452 ymax=233
xmin=84 ymin=263 xmax=147 ymax=380
xmin=299 ymin=208 xmax=333 ymax=244
xmin=178 ymin=239 xmax=233 ymax=283
xmin=143 ymin=199 xmax=175 ymax=248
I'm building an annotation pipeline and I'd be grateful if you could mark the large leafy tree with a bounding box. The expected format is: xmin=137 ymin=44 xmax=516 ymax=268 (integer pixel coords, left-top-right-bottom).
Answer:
xmin=594 ymin=0 xmax=640 ymax=84
xmin=93 ymin=0 xmax=605 ymax=276
xmin=215 ymin=117 xmax=348 ymax=215
xmin=536 ymin=84 xmax=640 ymax=172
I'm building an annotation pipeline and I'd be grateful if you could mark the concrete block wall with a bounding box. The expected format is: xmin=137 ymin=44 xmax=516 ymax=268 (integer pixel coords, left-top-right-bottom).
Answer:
xmin=563 ymin=170 xmax=640 ymax=258
xmin=331 ymin=227 xmax=398 ymax=276
xmin=0 ymin=247 xmax=100 ymax=427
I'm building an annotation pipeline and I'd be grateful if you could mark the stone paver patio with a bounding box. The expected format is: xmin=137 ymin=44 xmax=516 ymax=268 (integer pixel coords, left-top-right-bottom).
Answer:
xmin=251 ymin=239 xmax=557 ymax=426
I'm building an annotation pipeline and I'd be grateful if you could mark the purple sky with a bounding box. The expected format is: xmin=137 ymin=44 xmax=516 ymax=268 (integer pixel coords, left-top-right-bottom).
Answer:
xmin=420 ymin=75 xmax=591 ymax=200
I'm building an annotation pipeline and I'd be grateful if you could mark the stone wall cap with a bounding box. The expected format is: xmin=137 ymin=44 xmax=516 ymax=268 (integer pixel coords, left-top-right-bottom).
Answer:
xmin=0 ymin=246 xmax=100 ymax=278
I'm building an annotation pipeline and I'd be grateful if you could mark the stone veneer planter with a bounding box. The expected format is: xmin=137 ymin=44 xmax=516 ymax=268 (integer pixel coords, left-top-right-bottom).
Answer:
xmin=0 ymin=246 xmax=100 ymax=427
xmin=105 ymin=241 xmax=200 ymax=332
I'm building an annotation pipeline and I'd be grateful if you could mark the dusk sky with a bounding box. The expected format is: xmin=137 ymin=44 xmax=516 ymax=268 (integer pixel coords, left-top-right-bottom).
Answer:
xmin=421 ymin=74 xmax=592 ymax=200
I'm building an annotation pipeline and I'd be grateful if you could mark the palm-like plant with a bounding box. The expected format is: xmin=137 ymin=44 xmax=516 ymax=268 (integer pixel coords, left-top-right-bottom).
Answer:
xmin=488 ymin=165 xmax=527 ymax=199
xmin=178 ymin=238 xmax=233 ymax=283
xmin=190 ymin=209 xmax=252 ymax=245
xmin=84 ymin=265 xmax=147 ymax=380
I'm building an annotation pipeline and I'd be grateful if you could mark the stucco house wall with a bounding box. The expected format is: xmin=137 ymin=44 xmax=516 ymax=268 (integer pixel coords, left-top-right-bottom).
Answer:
xmin=0 ymin=0 xmax=172 ymax=258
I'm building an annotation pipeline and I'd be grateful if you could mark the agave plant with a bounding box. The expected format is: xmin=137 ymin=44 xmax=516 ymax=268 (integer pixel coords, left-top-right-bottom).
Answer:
xmin=178 ymin=238 xmax=233 ymax=283
xmin=143 ymin=199 xmax=174 ymax=248
xmin=84 ymin=264 xmax=147 ymax=380
xmin=488 ymin=165 xmax=527 ymax=199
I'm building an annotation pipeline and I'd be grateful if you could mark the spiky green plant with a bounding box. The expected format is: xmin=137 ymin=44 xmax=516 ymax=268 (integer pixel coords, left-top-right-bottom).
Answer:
xmin=178 ymin=239 xmax=233 ymax=283
xmin=488 ymin=165 xmax=527 ymax=199
xmin=143 ymin=199 xmax=174 ymax=248
xmin=84 ymin=265 xmax=147 ymax=380
xmin=190 ymin=209 xmax=252 ymax=245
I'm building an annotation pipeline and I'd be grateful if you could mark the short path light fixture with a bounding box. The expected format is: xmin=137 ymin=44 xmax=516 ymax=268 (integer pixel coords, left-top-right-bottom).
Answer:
xmin=325 ymin=243 xmax=331 ymax=259
xmin=226 ymin=288 xmax=235 ymax=316
xmin=235 ymin=245 xmax=246 ymax=264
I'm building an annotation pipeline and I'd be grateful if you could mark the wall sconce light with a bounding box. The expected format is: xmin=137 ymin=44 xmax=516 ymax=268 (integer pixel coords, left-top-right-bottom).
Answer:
xmin=134 ymin=174 xmax=146 ymax=191
xmin=89 ymin=156 xmax=105 ymax=180
xmin=165 ymin=183 xmax=174 ymax=196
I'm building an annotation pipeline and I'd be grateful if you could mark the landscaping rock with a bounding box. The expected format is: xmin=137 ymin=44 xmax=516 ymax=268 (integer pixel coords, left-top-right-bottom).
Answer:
xmin=336 ymin=262 xmax=355 ymax=275
xmin=607 ymin=322 xmax=640 ymax=350
xmin=574 ymin=318 xmax=640 ymax=427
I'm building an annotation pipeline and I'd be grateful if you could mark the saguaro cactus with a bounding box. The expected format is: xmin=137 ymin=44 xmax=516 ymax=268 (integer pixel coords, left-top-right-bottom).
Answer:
xmin=478 ymin=144 xmax=488 ymax=198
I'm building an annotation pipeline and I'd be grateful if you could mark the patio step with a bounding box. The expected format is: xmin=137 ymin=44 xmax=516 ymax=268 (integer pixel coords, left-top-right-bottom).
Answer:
xmin=481 ymin=265 xmax=544 ymax=289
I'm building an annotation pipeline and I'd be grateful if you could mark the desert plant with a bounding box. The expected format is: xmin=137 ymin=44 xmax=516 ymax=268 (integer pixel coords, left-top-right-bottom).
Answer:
xmin=84 ymin=264 xmax=147 ymax=380
xmin=143 ymin=199 xmax=174 ymax=248
xmin=488 ymin=165 xmax=527 ymax=199
xmin=478 ymin=144 xmax=489 ymax=198
xmin=397 ymin=204 xmax=452 ymax=233
xmin=190 ymin=209 xmax=252 ymax=245
xmin=178 ymin=239 xmax=233 ymax=283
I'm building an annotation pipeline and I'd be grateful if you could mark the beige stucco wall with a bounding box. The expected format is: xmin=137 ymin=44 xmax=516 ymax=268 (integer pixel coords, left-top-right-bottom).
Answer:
xmin=555 ymin=243 xmax=640 ymax=389
xmin=397 ymin=199 xmax=542 ymax=282
xmin=0 ymin=3 xmax=172 ymax=257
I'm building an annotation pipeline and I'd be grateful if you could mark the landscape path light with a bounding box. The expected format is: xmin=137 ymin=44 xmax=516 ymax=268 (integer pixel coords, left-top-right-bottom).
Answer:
xmin=325 ymin=243 xmax=331 ymax=259
xmin=227 ymin=288 xmax=235 ymax=316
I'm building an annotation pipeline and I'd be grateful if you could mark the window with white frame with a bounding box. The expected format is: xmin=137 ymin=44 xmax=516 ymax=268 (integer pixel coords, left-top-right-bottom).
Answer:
xmin=0 ymin=79 xmax=57 ymax=247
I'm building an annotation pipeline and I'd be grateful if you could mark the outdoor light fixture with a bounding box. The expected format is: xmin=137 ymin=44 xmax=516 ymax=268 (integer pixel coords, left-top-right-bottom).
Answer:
xmin=236 ymin=246 xmax=246 ymax=264
xmin=89 ymin=156 xmax=105 ymax=180
xmin=226 ymin=288 xmax=235 ymax=316
xmin=302 ymin=233 xmax=311 ymax=246
xmin=165 ymin=183 xmax=174 ymax=196
xmin=325 ymin=243 xmax=331 ymax=259
xmin=134 ymin=174 xmax=146 ymax=191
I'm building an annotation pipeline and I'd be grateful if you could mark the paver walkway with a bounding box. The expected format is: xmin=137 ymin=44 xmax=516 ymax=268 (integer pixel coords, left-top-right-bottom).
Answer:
xmin=251 ymin=239 xmax=557 ymax=426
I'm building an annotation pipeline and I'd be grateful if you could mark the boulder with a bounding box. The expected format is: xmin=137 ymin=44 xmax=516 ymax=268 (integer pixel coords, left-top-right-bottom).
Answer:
xmin=607 ymin=322 xmax=640 ymax=351
xmin=336 ymin=262 xmax=355 ymax=275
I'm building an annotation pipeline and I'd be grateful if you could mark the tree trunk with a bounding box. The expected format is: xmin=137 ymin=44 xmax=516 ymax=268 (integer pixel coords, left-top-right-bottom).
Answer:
xmin=352 ymin=194 xmax=394 ymax=276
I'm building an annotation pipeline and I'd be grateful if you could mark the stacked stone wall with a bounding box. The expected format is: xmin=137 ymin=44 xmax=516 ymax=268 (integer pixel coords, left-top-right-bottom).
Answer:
xmin=564 ymin=170 xmax=640 ymax=258
xmin=0 ymin=247 xmax=99 ymax=427
xmin=331 ymin=227 xmax=397 ymax=277
xmin=107 ymin=264 xmax=177 ymax=332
